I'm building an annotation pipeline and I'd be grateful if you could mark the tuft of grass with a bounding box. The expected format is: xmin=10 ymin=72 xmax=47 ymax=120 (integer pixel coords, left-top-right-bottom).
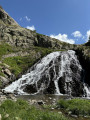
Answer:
xmin=0 ymin=67 xmax=5 ymax=77
xmin=0 ymin=99 xmax=71 ymax=120
xmin=57 ymin=98 xmax=90 ymax=116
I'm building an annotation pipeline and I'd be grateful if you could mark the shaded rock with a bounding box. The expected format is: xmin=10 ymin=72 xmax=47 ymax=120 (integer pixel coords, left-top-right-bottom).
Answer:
xmin=23 ymin=84 xmax=37 ymax=94
xmin=4 ymin=68 xmax=12 ymax=77
xmin=37 ymin=100 xmax=44 ymax=105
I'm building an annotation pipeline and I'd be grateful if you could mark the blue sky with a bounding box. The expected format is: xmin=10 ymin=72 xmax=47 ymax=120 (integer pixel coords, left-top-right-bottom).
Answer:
xmin=0 ymin=0 xmax=90 ymax=44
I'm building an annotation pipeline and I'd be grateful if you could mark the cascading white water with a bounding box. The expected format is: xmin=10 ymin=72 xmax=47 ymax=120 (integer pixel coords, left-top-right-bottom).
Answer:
xmin=4 ymin=51 xmax=61 ymax=95
xmin=83 ymin=84 xmax=90 ymax=98
xmin=3 ymin=50 xmax=90 ymax=97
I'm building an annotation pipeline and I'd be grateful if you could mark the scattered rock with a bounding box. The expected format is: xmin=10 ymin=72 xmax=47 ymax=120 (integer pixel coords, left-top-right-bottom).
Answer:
xmin=0 ymin=76 xmax=9 ymax=86
xmin=4 ymin=68 xmax=12 ymax=77
xmin=0 ymin=95 xmax=7 ymax=103
xmin=58 ymin=112 xmax=62 ymax=114
xmin=49 ymin=97 xmax=52 ymax=100
xmin=5 ymin=114 xmax=9 ymax=118
xmin=7 ymin=94 xmax=17 ymax=101
xmin=28 ymin=99 xmax=37 ymax=105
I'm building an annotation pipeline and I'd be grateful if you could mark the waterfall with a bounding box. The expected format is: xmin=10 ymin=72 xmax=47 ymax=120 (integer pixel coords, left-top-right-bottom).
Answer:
xmin=83 ymin=84 xmax=90 ymax=98
xmin=3 ymin=50 xmax=90 ymax=97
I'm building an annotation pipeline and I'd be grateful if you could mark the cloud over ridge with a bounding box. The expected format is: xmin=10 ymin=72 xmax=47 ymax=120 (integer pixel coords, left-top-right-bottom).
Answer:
xmin=50 ymin=33 xmax=75 ymax=44
xmin=72 ymin=31 xmax=82 ymax=38
xmin=26 ymin=25 xmax=35 ymax=31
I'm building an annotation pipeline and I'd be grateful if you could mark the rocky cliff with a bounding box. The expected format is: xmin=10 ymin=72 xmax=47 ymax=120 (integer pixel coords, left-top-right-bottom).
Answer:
xmin=0 ymin=6 xmax=90 ymax=94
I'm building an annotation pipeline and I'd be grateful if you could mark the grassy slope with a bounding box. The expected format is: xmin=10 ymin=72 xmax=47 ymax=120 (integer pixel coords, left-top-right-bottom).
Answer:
xmin=0 ymin=99 xmax=70 ymax=120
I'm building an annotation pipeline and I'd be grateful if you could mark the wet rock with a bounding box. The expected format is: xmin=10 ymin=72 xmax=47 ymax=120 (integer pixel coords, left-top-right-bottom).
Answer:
xmin=23 ymin=84 xmax=37 ymax=94
xmin=37 ymin=100 xmax=44 ymax=105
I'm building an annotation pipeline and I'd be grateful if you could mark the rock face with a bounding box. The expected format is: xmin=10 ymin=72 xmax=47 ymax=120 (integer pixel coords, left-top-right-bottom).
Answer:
xmin=4 ymin=50 xmax=86 ymax=97
xmin=0 ymin=6 xmax=19 ymax=26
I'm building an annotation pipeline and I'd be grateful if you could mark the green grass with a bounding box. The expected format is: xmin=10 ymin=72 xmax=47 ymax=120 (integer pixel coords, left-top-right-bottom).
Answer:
xmin=57 ymin=98 xmax=90 ymax=116
xmin=3 ymin=46 xmax=64 ymax=77
xmin=0 ymin=43 xmax=14 ymax=59
xmin=33 ymin=46 xmax=65 ymax=57
xmin=3 ymin=55 xmax=36 ymax=76
xmin=0 ymin=99 xmax=71 ymax=120
xmin=0 ymin=67 xmax=5 ymax=77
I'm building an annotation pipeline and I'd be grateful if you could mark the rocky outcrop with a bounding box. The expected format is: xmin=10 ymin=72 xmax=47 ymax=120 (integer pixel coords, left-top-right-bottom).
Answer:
xmin=0 ymin=6 xmax=19 ymax=26
xmin=75 ymin=47 xmax=90 ymax=86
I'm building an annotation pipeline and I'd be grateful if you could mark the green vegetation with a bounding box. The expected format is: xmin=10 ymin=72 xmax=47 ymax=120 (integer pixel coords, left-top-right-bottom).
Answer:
xmin=3 ymin=55 xmax=36 ymax=76
xmin=0 ymin=43 xmax=14 ymax=59
xmin=2 ymin=46 xmax=64 ymax=77
xmin=0 ymin=99 xmax=70 ymax=120
xmin=0 ymin=67 xmax=5 ymax=77
xmin=57 ymin=98 xmax=90 ymax=116
xmin=33 ymin=46 xmax=61 ymax=57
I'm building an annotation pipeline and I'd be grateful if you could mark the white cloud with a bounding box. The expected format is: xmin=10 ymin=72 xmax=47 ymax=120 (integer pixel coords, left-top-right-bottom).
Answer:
xmin=86 ymin=30 xmax=90 ymax=41
xmin=26 ymin=25 xmax=35 ymax=31
xmin=50 ymin=34 xmax=75 ymax=44
xmin=19 ymin=16 xmax=30 ymax=22
xmin=72 ymin=31 xmax=82 ymax=38
xmin=25 ymin=16 xmax=30 ymax=22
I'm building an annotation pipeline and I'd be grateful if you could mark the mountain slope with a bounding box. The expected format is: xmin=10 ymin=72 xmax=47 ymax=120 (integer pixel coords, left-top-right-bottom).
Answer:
xmin=0 ymin=6 xmax=90 ymax=90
